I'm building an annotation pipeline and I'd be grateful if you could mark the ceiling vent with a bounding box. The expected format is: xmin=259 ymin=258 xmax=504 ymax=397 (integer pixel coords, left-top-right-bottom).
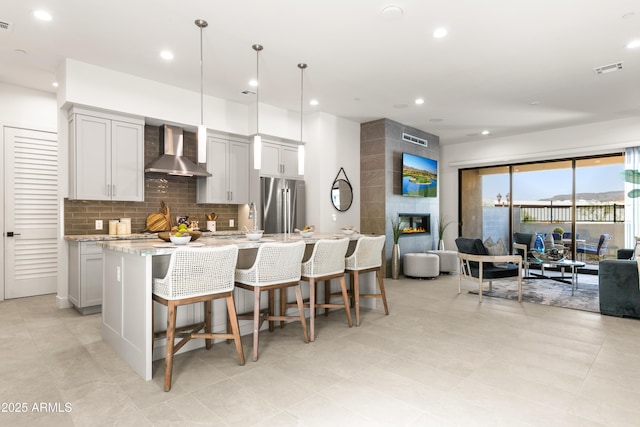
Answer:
xmin=594 ymin=61 xmax=623 ymax=75
xmin=402 ymin=132 xmax=428 ymax=147
xmin=0 ymin=20 xmax=13 ymax=31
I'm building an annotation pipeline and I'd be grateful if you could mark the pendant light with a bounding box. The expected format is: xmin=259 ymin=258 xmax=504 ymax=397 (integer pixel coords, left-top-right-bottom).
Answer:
xmin=252 ymin=44 xmax=263 ymax=170
xmin=195 ymin=19 xmax=208 ymax=163
xmin=297 ymin=63 xmax=307 ymax=175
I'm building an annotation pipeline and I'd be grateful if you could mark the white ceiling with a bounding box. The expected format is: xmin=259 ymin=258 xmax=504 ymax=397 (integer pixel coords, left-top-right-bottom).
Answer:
xmin=1 ymin=0 xmax=639 ymax=144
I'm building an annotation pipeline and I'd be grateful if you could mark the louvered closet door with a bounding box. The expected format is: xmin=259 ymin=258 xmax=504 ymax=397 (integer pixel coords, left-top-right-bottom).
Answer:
xmin=4 ymin=127 xmax=58 ymax=299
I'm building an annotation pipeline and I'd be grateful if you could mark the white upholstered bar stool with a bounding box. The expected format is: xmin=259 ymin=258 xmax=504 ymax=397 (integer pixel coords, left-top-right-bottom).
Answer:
xmin=152 ymin=245 xmax=244 ymax=392
xmin=344 ymin=235 xmax=388 ymax=327
xmin=235 ymin=240 xmax=308 ymax=362
xmin=299 ymin=238 xmax=352 ymax=341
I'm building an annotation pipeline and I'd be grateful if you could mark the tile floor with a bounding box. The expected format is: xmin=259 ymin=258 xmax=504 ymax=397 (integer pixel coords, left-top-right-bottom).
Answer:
xmin=2 ymin=273 xmax=640 ymax=426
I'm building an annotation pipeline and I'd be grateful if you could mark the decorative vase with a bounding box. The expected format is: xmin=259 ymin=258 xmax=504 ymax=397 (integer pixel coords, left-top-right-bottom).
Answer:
xmin=438 ymin=240 xmax=445 ymax=251
xmin=534 ymin=234 xmax=545 ymax=253
xmin=391 ymin=243 xmax=400 ymax=280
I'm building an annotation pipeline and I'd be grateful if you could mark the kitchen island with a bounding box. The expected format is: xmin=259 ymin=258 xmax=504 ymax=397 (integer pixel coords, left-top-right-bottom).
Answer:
xmin=98 ymin=233 xmax=362 ymax=380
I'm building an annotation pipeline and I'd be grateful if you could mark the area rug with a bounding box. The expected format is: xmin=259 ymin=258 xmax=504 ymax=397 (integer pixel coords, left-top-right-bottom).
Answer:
xmin=469 ymin=276 xmax=600 ymax=313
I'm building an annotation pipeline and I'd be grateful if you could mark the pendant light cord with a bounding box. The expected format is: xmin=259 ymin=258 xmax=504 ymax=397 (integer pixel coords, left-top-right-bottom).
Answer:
xmin=200 ymin=25 xmax=204 ymax=126
xmin=252 ymin=44 xmax=263 ymax=135
xmin=195 ymin=19 xmax=208 ymax=127
xmin=298 ymin=63 xmax=307 ymax=142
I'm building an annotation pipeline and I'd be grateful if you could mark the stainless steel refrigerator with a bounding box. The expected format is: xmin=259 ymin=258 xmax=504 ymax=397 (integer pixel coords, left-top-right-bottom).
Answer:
xmin=260 ymin=177 xmax=306 ymax=234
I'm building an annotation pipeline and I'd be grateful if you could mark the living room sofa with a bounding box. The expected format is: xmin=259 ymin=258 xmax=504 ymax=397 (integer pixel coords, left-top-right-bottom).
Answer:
xmin=598 ymin=252 xmax=640 ymax=318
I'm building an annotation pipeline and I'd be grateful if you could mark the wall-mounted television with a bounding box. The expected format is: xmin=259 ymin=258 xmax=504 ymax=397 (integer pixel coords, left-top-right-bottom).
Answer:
xmin=402 ymin=152 xmax=437 ymax=197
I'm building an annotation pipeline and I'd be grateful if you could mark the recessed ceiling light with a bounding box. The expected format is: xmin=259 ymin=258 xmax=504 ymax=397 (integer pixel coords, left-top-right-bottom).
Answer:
xmin=160 ymin=50 xmax=174 ymax=60
xmin=622 ymin=12 xmax=636 ymax=19
xmin=414 ymin=98 xmax=425 ymax=105
xmin=627 ymin=39 xmax=640 ymax=49
xmin=309 ymin=99 xmax=319 ymax=106
xmin=14 ymin=48 xmax=27 ymax=55
xmin=249 ymin=79 xmax=258 ymax=87
xmin=429 ymin=118 xmax=443 ymax=122
xmin=393 ymin=103 xmax=409 ymax=109
xmin=481 ymin=130 xmax=491 ymax=136
xmin=433 ymin=27 xmax=448 ymax=38
xmin=52 ymin=82 xmax=58 ymax=88
xmin=33 ymin=10 xmax=52 ymax=21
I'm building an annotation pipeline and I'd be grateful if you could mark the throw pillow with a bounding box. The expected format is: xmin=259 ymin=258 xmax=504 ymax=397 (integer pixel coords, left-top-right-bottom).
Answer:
xmin=484 ymin=237 xmax=508 ymax=267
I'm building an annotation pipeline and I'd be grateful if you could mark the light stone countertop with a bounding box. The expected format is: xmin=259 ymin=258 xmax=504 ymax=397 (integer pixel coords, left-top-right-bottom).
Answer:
xmin=64 ymin=230 xmax=245 ymax=242
xmin=96 ymin=232 xmax=359 ymax=256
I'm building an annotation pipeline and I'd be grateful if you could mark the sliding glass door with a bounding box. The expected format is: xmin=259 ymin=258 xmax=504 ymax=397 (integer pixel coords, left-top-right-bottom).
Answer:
xmin=459 ymin=154 xmax=624 ymax=264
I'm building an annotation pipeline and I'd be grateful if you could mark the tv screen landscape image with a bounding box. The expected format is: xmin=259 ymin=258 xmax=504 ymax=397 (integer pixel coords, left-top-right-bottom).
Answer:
xmin=402 ymin=152 xmax=437 ymax=197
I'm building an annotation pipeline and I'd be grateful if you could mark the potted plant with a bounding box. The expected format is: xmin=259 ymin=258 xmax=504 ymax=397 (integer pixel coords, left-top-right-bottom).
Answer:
xmin=437 ymin=215 xmax=454 ymax=250
xmin=390 ymin=219 xmax=404 ymax=279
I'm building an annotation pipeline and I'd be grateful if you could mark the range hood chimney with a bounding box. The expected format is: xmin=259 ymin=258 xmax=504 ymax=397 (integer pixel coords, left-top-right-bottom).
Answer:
xmin=145 ymin=125 xmax=211 ymax=177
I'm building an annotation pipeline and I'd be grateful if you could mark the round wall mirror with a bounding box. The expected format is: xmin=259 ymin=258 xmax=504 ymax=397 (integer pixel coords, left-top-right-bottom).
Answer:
xmin=331 ymin=178 xmax=353 ymax=212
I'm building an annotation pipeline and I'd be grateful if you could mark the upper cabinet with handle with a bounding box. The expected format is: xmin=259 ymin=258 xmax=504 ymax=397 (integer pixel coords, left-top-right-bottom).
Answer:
xmin=68 ymin=108 xmax=144 ymax=201
xmin=260 ymin=141 xmax=302 ymax=179
xmin=197 ymin=134 xmax=250 ymax=204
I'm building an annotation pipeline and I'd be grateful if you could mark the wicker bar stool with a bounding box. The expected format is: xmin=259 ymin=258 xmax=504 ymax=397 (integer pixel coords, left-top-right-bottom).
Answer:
xmin=235 ymin=240 xmax=308 ymax=362
xmin=152 ymin=245 xmax=244 ymax=392
xmin=297 ymin=238 xmax=352 ymax=341
xmin=344 ymin=235 xmax=388 ymax=327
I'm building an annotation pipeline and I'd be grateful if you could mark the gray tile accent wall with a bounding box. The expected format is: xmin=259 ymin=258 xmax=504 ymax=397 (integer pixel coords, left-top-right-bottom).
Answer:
xmin=360 ymin=118 xmax=441 ymax=276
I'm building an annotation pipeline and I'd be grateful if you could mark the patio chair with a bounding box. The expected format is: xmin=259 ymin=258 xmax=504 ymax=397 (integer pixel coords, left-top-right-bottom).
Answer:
xmin=577 ymin=234 xmax=610 ymax=261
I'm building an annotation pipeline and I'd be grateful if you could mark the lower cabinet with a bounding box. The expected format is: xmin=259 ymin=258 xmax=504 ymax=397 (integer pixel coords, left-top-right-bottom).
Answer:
xmin=68 ymin=241 xmax=103 ymax=315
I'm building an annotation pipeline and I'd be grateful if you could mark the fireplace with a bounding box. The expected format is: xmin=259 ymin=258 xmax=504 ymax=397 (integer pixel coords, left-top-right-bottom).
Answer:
xmin=398 ymin=213 xmax=430 ymax=235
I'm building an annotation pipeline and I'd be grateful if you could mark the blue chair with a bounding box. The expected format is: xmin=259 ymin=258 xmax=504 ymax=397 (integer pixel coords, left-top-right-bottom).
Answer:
xmin=577 ymin=234 xmax=610 ymax=260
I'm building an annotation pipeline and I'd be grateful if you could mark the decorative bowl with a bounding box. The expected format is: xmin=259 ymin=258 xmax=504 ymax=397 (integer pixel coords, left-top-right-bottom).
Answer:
xmin=341 ymin=228 xmax=355 ymax=236
xmin=299 ymin=230 xmax=314 ymax=238
xmin=158 ymin=230 xmax=201 ymax=242
xmin=170 ymin=234 xmax=192 ymax=245
xmin=532 ymin=247 xmax=565 ymax=262
xmin=246 ymin=230 xmax=264 ymax=241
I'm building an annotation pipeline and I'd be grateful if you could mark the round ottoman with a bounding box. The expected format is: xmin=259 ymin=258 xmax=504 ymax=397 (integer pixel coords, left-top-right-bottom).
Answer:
xmin=427 ymin=250 xmax=459 ymax=274
xmin=403 ymin=253 xmax=440 ymax=279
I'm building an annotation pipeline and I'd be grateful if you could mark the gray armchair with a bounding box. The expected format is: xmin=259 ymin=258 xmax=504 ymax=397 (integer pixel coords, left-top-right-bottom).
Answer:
xmin=455 ymin=237 xmax=523 ymax=303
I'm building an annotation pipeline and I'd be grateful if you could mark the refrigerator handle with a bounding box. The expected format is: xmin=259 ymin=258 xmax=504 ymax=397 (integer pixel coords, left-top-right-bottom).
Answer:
xmin=285 ymin=187 xmax=291 ymax=236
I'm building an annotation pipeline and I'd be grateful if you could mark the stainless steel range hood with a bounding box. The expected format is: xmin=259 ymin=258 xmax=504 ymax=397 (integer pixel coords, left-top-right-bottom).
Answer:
xmin=144 ymin=124 xmax=211 ymax=177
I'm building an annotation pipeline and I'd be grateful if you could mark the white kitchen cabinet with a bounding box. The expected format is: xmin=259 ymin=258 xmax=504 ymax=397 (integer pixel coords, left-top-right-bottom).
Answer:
xmin=68 ymin=241 xmax=103 ymax=315
xmin=261 ymin=141 xmax=302 ymax=179
xmin=197 ymin=135 xmax=249 ymax=204
xmin=69 ymin=108 xmax=144 ymax=201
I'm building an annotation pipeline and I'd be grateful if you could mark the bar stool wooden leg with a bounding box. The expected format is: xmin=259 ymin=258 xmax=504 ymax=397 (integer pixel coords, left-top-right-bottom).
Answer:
xmin=252 ymin=288 xmax=261 ymax=362
xmin=295 ymin=284 xmax=309 ymax=343
xmin=164 ymin=301 xmax=177 ymax=392
xmin=339 ymin=275 xmax=353 ymax=327
xmin=225 ymin=294 xmax=245 ymax=365
xmin=353 ymin=272 xmax=361 ymax=327
xmin=268 ymin=289 xmax=275 ymax=332
xmin=204 ymin=300 xmax=213 ymax=350
xmin=309 ymin=277 xmax=316 ymax=341
xmin=324 ymin=280 xmax=331 ymax=316
xmin=377 ymin=269 xmax=389 ymax=315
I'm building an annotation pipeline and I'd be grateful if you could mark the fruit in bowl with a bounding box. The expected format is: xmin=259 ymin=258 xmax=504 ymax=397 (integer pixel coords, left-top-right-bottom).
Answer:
xmin=158 ymin=224 xmax=201 ymax=242
xmin=245 ymin=230 xmax=264 ymax=241
xmin=169 ymin=234 xmax=192 ymax=245
xmin=299 ymin=225 xmax=315 ymax=238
